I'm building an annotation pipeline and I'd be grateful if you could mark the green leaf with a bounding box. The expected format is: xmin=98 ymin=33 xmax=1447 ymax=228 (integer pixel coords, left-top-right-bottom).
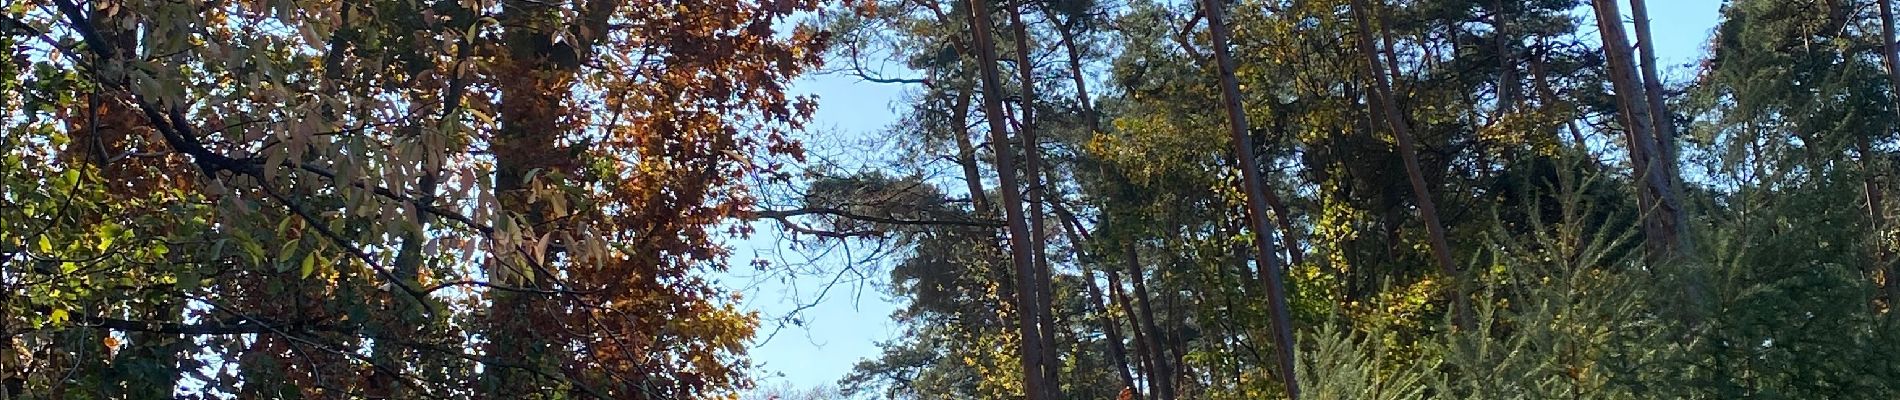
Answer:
xmin=48 ymin=308 xmax=68 ymax=325
xmin=57 ymin=168 xmax=78 ymax=189
xmin=238 ymin=239 xmax=265 ymax=265
xmin=177 ymin=270 xmax=202 ymax=292
xmin=300 ymin=253 xmax=318 ymax=279
xmin=276 ymin=241 xmax=299 ymax=272
xmin=210 ymin=238 xmax=229 ymax=260
xmin=36 ymin=235 xmax=51 ymax=253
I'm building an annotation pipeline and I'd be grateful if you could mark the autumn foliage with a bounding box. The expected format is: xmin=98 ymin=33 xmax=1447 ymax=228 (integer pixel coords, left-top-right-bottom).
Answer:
xmin=3 ymin=0 xmax=825 ymax=397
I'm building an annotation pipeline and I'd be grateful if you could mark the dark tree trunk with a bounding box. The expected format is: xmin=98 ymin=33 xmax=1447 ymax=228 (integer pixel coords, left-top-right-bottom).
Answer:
xmin=1630 ymin=0 xmax=1691 ymax=256
xmin=1054 ymin=205 xmax=1141 ymax=395
xmin=1110 ymin=264 xmax=1157 ymax=398
xmin=1592 ymin=0 xmax=1683 ymax=262
xmin=1495 ymin=0 xmax=1519 ymax=111
xmin=1876 ymin=0 xmax=1900 ymax=308
xmin=1262 ymin=182 xmax=1305 ymax=267
xmin=1199 ymin=0 xmax=1304 ymax=396
xmin=952 ymin=84 xmax=991 ymax=214
xmin=1350 ymin=0 xmax=1473 ymax=330
xmin=1007 ymin=6 xmax=1062 ymax=397
xmin=967 ymin=0 xmax=1050 ymax=397
xmin=1125 ymin=243 xmax=1175 ymax=400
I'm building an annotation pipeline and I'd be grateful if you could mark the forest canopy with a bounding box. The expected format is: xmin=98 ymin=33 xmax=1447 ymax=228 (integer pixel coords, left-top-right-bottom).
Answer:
xmin=6 ymin=0 xmax=1900 ymax=399
xmin=4 ymin=0 xmax=825 ymax=397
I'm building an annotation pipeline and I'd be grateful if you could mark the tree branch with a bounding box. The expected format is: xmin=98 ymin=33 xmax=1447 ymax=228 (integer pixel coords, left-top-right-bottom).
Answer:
xmin=753 ymin=207 xmax=1005 ymax=228
xmin=81 ymin=316 xmax=354 ymax=335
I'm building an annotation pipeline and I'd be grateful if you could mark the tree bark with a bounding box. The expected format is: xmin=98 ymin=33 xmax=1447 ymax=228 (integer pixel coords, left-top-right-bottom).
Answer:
xmin=485 ymin=0 xmax=599 ymax=395
xmin=1349 ymin=0 xmax=1473 ymax=330
xmin=1047 ymin=13 xmax=1153 ymax=390
xmin=1007 ymin=6 xmax=1063 ymax=397
xmin=1527 ymin=41 xmax=1590 ymax=147
xmin=1201 ymin=0 xmax=1303 ymax=396
xmin=1255 ymin=109 xmax=1308 ymax=267
xmin=1494 ymin=0 xmax=1518 ymax=111
xmin=1629 ymin=0 xmax=1692 ymax=256
xmin=966 ymin=0 xmax=1050 ymax=397
xmin=1876 ymin=0 xmax=1900 ymax=307
xmin=1593 ymin=0 xmax=1684 ymax=262
xmin=951 ymin=84 xmax=992 ymax=214
xmin=1124 ymin=242 xmax=1175 ymax=400
xmin=1053 ymin=205 xmax=1141 ymax=395
xmin=1262 ymin=177 xmax=1305 ymax=267
xmin=1107 ymin=259 xmax=1156 ymax=398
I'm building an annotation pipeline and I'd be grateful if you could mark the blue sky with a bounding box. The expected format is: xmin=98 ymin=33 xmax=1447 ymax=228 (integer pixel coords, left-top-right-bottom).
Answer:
xmin=725 ymin=0 xmax=1727 ymax=392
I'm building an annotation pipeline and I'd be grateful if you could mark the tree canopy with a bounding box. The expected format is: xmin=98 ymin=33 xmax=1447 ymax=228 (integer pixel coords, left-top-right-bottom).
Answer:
xmin=7 ymin=0 xmax=1900 ymax=399
xmin=5 ymin=0 xmax=827 ymax=397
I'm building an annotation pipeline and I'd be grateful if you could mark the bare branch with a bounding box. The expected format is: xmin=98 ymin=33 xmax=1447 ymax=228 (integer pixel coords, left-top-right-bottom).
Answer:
xmin=753 ymin=207 xmax=1005 ymax=228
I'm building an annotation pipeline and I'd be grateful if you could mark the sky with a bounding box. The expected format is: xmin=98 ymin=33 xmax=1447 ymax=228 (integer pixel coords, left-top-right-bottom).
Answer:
xmin=723 ymin=0 xmax=1728 ymax=392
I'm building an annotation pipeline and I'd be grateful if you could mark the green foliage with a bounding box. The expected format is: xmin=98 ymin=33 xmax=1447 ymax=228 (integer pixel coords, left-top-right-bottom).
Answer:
xmin=1294 ymin=323 xmax=1431 ymax=400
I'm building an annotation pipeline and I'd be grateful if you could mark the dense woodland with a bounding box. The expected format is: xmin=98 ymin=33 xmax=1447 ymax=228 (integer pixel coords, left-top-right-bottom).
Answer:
xmin=5 ymin=0 xmax=1900 ymax=398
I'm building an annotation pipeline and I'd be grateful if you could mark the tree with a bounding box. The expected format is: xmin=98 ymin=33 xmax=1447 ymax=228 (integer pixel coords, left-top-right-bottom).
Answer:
xmin=966 ymin=0 xmax=1055 ymax=398
xmin=1348 ymin=0 xmax=1472 ymax=329
xmin=3 ymin=0 xmax=825 ymax=397
xmin=1592 ymin=0 xmax=1688 ymax=261
xmin=1200 ymin=0 xmax=1301 ymax=396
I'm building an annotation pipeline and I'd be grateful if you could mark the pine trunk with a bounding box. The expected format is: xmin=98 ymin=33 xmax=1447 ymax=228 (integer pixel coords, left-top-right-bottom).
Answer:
xmin=1350 ymin=0 xmax=1473 ymax=330
xmin=1055 ymin=206 xmax=1141 ymax=395
xmin=485 ymin=0 xmax=585 ymax=395
xmin=1630 ymin=0 xmax=1692 ymax=256
xmin=1007 ymin=6 xmax=1063 ymax=397
xmin=952 ymin=84 xmax=992 ymax=214
xmin=1877 ymin=0 xmax=1900 ymax=308
xmin=1593 ymin=0 xmax=1681 ymax=262
xmin=1200 ymin=0 xmax=1304 ymax=396
xmin=1125 ymin=243 xmax=1175 ymax=400
xmin=966 ymin=0 xmax=1050 ymax=397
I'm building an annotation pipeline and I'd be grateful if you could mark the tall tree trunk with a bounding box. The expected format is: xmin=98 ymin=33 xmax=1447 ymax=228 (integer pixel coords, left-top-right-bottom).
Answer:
xmin=967 ymin=0 xmax=1050 ymax=397
xmin=1007 ymin=7 xmax=1062 ymax=397
xmin=1882 ymin=0 xmax=1900 ymax=122
xmin=373 ymin=0 xmax=459 ymax=391
xmin=1048 ymin=14 xmax=1151 ymax=391
xmin=1876 ymin=0 xmax=1900 ymax=308
xmin=1124 ymin=242 xmax=1175 ymax=400
xmin=485 ymin=0 xmax=588 ymax=395
xmin=1260 ymin=110 xmax=1308 ymax=267
xmin=1593 ymin=0 xmax=1683 ymax=262
xmin=1262 ymin=173 xmax=1305 ymax=267
xmin=1629 ymin=0 xmax=1691 ymax=256
xmin=1108 ymin=260 xmax=1156 ymax=398
xmin=1349 ymin=0 xmax=1474 ymax=330
xmin=952 ymin=83 xmax=992 ymax=214
xmin=1162 ymin=268 xmax=1189 ymax=394
xmin=1494 ymin=0 xmax=1519 ymax=111
xmin=1088 ymin=257 xmax=1140 ymax=396
xmin=1054 ymin=205 xmax=1140 ymax=395
xmin=1527 ymin=41 xmax=1591 ymax=147
xmin=1859 ymin=136 xmax=1893 ymax=310
xmin=1201 ymin=0 xmax=1303 ymax=395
